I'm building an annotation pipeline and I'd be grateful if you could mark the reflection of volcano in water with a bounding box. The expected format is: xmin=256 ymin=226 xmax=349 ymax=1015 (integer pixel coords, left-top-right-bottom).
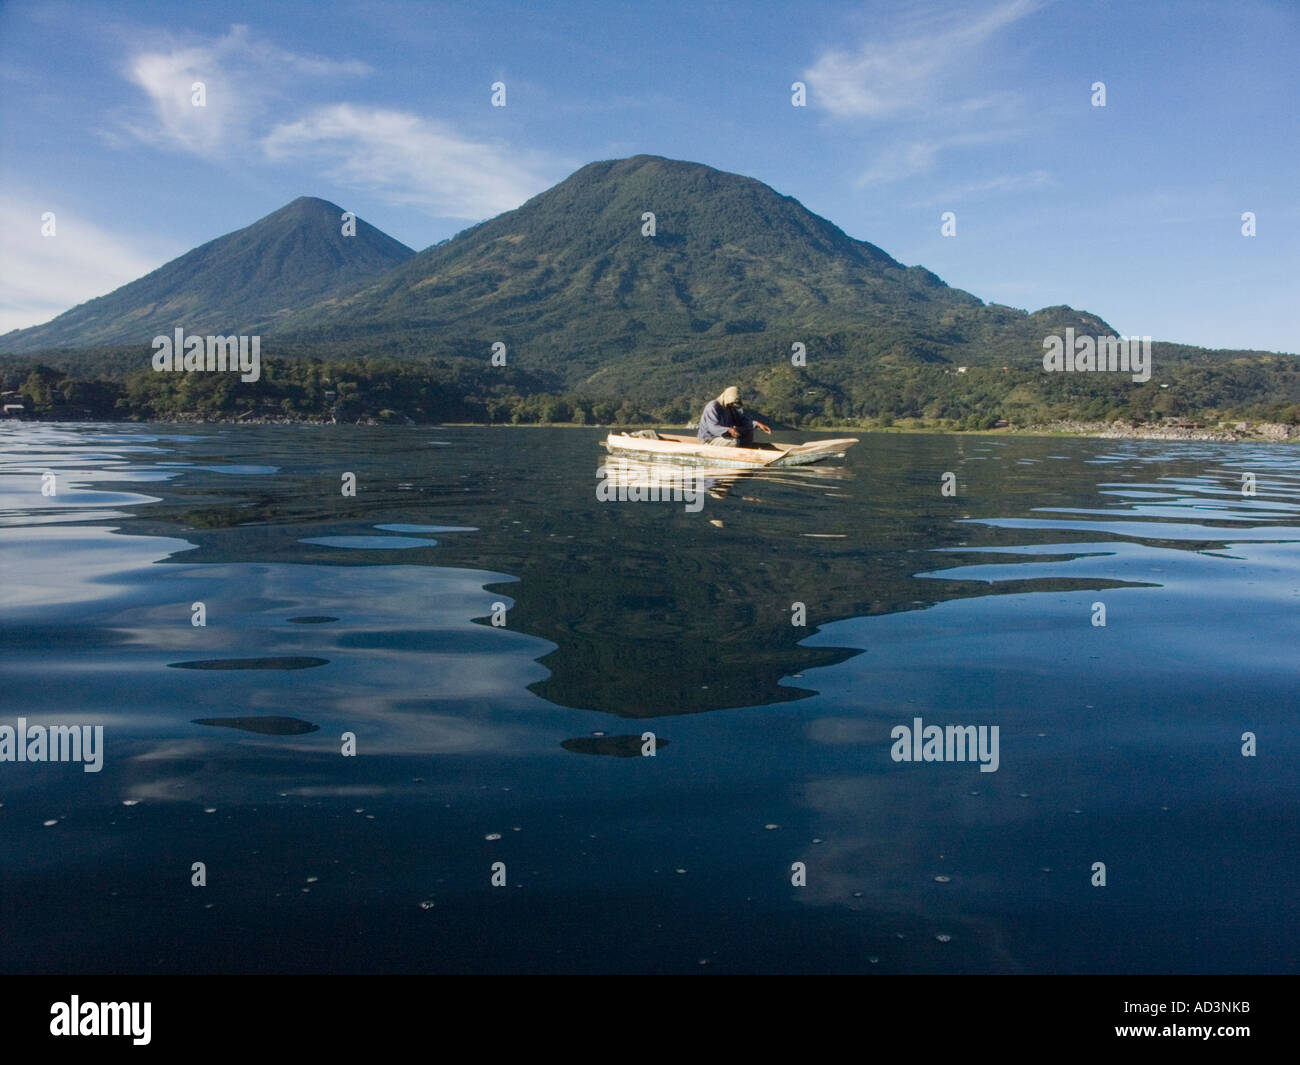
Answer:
xmin=502 ymin=441 xmax=1156 ymax=719
xmin=192 ymin=716 xmax=320 ymax=735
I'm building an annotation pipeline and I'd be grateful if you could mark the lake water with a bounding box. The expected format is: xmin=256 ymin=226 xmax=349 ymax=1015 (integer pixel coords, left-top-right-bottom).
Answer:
xmin=1 ymin=422 xmax=1297 ymax=973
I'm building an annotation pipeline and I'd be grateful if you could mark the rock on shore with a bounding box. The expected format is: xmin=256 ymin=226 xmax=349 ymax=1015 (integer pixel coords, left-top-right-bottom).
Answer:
xmin=1020 ymin=419 xmax=1296 ymax=442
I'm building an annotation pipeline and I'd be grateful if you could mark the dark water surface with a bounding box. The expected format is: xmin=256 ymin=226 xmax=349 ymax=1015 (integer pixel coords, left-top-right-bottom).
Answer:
xmin=1 ymin=423 xmax=1297 ymax=973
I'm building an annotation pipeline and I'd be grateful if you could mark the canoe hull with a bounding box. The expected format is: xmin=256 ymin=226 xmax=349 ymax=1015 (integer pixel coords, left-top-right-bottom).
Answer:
xmin=603 ymin=432 xmax=858 ymax=468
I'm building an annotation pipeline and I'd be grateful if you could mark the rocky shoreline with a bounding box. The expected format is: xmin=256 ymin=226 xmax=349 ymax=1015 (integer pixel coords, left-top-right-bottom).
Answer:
xmin=1016 ymin=419 xmax=1297 ymax=442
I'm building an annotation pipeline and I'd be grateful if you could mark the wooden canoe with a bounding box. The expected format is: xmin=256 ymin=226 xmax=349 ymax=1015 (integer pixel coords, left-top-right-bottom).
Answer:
xmin=603 ymin=431 xmax=859 ymax=468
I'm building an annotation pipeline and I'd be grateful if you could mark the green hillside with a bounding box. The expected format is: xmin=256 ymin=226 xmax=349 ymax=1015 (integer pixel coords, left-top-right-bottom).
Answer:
xmin=275 ymin=155 xmax=1118 ymax=401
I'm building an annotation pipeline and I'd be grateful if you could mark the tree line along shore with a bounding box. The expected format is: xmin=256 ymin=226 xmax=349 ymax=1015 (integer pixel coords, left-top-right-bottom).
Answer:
xmin=2 ymin=352 xmax=1298 ymax=441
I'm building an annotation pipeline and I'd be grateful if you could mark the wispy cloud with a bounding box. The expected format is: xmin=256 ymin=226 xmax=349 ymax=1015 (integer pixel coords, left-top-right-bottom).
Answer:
xmin=0 ymin=194 xmax=176 ymax=333
xmin=854 ymin=126 xmax=1027 ymax=188
xmin=855 ymin=141 xmax=941 ymax=186
xmin=805 ymin=0 xmax=1042 ymax=119
xmin=119 ymin=25 xmax=370 ymax=155
xmin=913 ymin=168 xmax=1053 ymax=205
xmin=262 ymin=104 xmax=556 ymax=220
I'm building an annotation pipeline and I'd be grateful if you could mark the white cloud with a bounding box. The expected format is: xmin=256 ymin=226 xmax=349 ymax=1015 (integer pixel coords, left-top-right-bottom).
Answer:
xmin=805 ymin=0 xmax=1042 ymax=119
xmin=121 ymin=25 xmax=370 ymax=155
xmin=262 ymin=104 xmax=554 ymax=220
xmin=118 ymin=25 xmax=553 ymax=221
xmin=0 ymin=194 xmax=176 ymax=333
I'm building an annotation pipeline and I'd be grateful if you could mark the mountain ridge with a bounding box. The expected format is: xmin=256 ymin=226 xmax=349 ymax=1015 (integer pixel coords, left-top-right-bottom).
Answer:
xmin=3 ymin=155 xmax=1296 ymax=429
xmin=268 ymin=155 xmax=1121 ymax=396
xmin=1 ymin=197 xmax=415 ymax=354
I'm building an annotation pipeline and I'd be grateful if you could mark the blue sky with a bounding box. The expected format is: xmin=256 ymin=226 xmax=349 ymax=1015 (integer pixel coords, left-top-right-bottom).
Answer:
xmin=1 ymin=0 xmax=1296 ymax=351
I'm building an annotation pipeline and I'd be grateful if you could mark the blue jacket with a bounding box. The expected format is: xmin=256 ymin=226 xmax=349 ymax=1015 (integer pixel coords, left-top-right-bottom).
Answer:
xmin=697 ymin=400 xmax=762 ymax=442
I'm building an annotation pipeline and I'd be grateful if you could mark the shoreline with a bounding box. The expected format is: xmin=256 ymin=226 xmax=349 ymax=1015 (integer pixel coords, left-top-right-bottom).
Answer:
xmin=5 ymin=412 xmax=1296 ymax=442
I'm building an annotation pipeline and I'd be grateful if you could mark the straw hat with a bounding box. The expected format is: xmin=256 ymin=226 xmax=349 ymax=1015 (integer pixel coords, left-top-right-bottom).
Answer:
xmin=717 ymin=386 xmax=741 ymax=406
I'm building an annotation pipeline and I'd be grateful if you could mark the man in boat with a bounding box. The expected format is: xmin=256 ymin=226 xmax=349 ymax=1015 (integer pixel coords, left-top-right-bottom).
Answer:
xmin=697 ymin=386 xmax=772 ymax=447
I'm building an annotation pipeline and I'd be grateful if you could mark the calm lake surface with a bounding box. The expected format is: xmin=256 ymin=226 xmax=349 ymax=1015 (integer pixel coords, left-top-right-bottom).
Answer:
xmin=2 ymin=422 xmax=1297 ymax=974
